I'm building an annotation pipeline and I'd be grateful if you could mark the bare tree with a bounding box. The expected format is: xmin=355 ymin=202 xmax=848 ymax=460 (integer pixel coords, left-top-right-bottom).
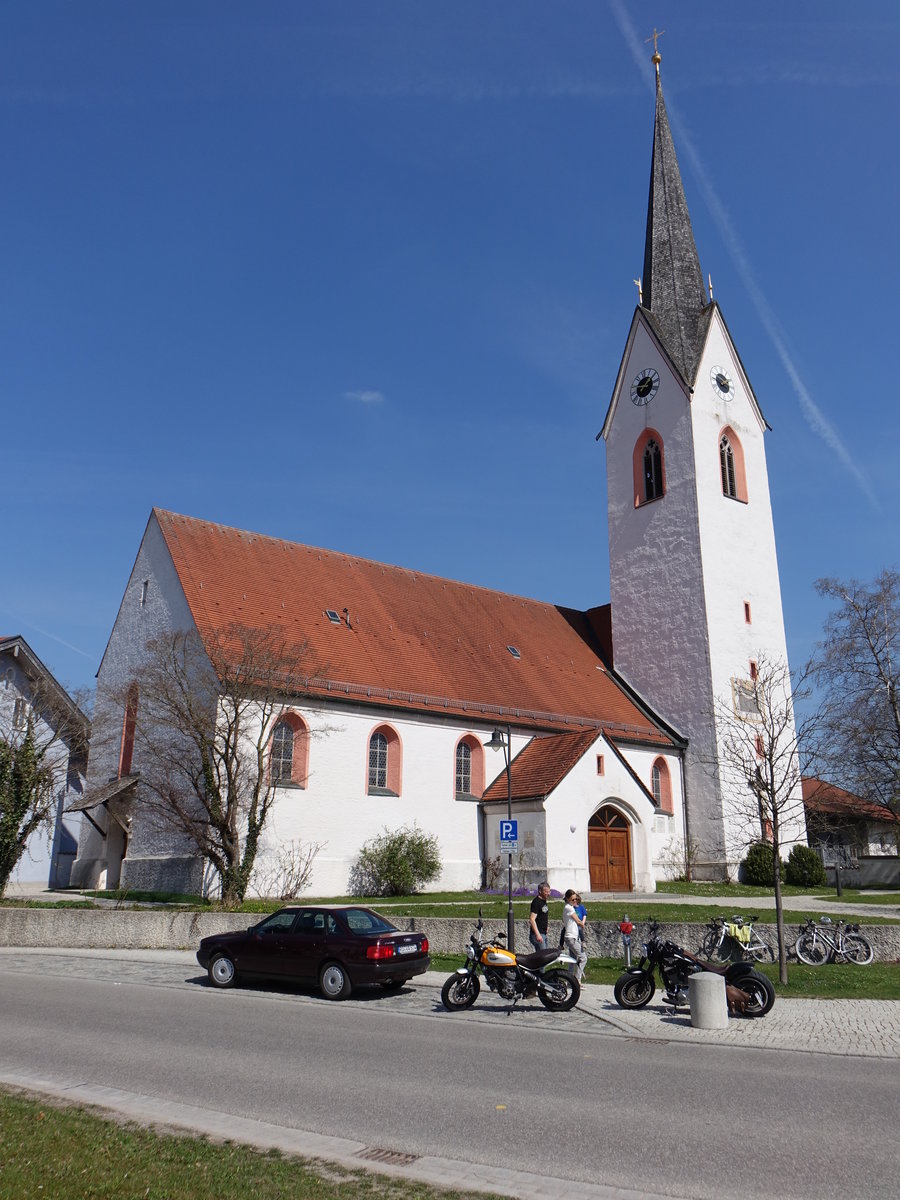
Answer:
xmin=125 ymin=623 xmax=329 ymax=905
xmin=714 ymin=653 xmax=813 ymax=983
xmin=809 ymin=570 xmax=900 ymax=815
xmin=0 ymin=674 xmax=89 ymax=896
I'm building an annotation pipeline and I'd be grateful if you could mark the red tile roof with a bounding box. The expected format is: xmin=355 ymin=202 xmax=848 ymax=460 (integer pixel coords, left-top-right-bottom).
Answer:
xmin=801 ymin=778 xmax=900 ymax=824
xmin=482 ymin=729 xmax=602 ymax=802
xmin=154 ymin=509 xmax=676 ymax=743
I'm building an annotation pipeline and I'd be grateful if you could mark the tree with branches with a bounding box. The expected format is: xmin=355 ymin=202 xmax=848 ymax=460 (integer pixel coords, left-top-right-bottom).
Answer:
xmin=714 ymin=652 xmax=813 ymax=983
xmin=809 ymin=570 xmax=900 ymax=816
xmin=123 ymin=623 xmax=328 ymax=905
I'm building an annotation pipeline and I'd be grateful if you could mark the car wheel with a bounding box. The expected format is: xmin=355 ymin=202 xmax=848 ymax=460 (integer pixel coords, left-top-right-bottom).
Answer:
xmin=208 ymin=953 xmax=237 ymax=989
xmin=319 ymin=961 xmax=352 ymax=1000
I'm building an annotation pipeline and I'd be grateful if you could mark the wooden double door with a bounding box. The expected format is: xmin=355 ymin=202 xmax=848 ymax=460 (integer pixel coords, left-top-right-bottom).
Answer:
xmin=588 ymin=807 xmax=632 ymax=892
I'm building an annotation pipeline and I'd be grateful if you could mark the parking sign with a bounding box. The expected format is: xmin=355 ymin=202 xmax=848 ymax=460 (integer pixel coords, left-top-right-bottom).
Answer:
xmin=499 ymin=819 xmax=518 ymax=850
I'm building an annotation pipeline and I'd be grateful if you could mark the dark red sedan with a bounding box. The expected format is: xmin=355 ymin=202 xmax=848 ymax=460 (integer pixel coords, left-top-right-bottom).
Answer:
xmin=196 ymin=905 xmax=430 ymax=1000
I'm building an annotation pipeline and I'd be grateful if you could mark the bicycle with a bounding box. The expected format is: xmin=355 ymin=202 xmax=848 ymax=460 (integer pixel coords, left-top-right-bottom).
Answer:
xmin=699 ymin=914 xmax=775 ymax=963
xmin=794 ymin=917 xmax=874 ymax=965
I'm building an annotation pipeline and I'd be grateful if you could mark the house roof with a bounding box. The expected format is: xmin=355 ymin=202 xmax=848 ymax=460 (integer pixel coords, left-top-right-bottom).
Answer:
xmin=482 ymin=729 xmax=602 ymax=802
xmin=0 ymin=635 xmax=89 ymax=735
xmin=154 ymin=509 xmax=678 ymax=744
xmin=801 ymin=778 xmax=900 ymax=825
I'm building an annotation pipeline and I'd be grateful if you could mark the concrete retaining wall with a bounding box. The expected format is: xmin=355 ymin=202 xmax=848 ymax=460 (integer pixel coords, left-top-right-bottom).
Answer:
xmin=1 ymin=907 xmax=899 ymax=960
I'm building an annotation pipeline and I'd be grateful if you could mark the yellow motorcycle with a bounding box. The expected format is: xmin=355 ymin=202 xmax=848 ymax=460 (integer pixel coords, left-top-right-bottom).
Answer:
xmin=441 ymin=914 xmax=580 ymax=1011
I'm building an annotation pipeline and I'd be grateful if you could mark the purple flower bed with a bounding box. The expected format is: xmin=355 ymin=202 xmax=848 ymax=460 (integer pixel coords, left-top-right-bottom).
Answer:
xmin=480 ymin=886 xmax=563 ymax=899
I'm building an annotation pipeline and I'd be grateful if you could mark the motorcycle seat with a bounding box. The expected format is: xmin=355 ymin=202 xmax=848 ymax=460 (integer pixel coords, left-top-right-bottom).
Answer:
xmin=678 ymin=948 xmax=730 ymax=976
xmin=517 ymin=948 xmax=564 ymax=970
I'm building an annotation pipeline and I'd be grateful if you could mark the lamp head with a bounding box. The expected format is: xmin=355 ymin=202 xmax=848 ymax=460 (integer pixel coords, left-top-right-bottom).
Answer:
xmin=485 ymin=728 xmax=506 ymax=753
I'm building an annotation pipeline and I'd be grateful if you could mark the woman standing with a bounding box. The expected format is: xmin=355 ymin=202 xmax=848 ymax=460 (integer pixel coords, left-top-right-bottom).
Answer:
xmin=562 ymin=889 xmax=587 ymax=981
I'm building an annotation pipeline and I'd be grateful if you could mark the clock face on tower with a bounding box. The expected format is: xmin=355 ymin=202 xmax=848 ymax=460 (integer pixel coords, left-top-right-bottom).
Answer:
xmin=710 ymin=365 xmax=734 ymax=400
xmin=631 ymin=368 xmax=659 ymax=405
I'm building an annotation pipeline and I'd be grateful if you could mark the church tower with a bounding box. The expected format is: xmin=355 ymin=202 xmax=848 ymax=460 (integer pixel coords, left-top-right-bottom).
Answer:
xmin=599 ymin=54 xmax=796 ymax=874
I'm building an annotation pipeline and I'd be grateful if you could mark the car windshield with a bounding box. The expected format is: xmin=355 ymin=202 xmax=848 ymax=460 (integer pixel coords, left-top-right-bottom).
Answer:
xmin=341 ymin=908 xmax=398 ymax=934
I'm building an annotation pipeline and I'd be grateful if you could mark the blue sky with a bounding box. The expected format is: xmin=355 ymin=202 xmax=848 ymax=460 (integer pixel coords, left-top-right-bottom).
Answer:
xmin=2 ymin=2 xmax=898 ymax=699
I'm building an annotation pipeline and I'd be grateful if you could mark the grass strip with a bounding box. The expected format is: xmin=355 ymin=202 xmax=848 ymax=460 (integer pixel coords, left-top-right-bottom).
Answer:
xmin=0 ymin=1089 xmax=506 ymax=1200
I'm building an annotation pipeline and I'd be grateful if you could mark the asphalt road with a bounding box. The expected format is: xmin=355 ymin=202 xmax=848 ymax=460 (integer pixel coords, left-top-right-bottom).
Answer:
xmin=0 ymin=951 xmax=897 ymax=1200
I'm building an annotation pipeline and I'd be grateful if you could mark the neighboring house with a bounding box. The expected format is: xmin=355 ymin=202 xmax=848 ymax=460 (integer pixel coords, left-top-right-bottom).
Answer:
xmin=71 ymin=58 xmax=804 ymax=896
xmin=802 ymin=778 xmax=900 ymax=884
xmin=0 ymin=636 xmax=89 ymax=889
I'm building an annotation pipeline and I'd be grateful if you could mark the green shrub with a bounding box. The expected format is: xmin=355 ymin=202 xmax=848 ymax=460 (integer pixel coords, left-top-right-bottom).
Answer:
xmin=784 ymin=843 xmax=827 ymax=887
xmin=349 ymin=825 xmax=442 ymax=896
xmin=741 ymin=841 xmax=782 ymax=887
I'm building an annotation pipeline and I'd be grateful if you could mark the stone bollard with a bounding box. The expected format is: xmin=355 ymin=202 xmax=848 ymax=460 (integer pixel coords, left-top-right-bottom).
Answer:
xmin=689 ymin=971 xmax=729 ymax=1029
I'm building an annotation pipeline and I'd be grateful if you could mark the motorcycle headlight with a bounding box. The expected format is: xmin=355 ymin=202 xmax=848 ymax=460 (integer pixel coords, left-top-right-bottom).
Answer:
xmin=466 ymin=945 xmax=475 ymax=960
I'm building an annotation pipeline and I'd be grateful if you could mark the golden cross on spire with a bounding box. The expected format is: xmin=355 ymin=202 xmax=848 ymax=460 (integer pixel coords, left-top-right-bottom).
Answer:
xmin=645 ymin=27 xmax=665 ymax=74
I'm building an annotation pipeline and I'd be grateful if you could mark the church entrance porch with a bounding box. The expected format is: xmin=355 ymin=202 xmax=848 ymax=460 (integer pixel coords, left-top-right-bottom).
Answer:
xmin=588 ymin=806 xmax=632 ymax=891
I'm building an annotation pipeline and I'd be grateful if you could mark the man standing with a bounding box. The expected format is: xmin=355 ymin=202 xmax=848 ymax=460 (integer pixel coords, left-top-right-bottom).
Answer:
xmin=529 ymin=881 xmax=551 ymax=951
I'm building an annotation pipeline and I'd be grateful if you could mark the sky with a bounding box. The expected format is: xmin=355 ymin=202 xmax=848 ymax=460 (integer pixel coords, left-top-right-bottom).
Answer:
xmin=2 ymin=2 xmax=898 ymax=701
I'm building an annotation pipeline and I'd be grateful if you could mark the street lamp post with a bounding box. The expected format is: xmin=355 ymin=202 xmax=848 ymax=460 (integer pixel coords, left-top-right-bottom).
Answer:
xmin=486 ymin=724 xmax=515 ymax=951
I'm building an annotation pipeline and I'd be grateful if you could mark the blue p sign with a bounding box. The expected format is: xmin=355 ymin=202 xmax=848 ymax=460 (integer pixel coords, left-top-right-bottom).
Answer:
xmin=499 ymin=819 xmax=517 ymax=843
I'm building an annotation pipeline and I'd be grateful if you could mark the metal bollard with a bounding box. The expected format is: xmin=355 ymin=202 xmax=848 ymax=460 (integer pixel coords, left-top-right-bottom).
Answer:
xmin=619 ymin=915 xmax=634 ymax=968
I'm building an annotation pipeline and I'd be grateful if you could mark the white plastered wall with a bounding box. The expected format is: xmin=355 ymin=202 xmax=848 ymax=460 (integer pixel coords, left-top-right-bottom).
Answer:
xmin=691 ymin=313 xmax=806 ymax=865
xmin=252 ymin=707 xmax=531 ymax=896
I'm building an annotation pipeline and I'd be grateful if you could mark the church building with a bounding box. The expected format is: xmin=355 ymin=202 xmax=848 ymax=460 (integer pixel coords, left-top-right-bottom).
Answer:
xmin=71 ymin=58 xmax=799 ymax=897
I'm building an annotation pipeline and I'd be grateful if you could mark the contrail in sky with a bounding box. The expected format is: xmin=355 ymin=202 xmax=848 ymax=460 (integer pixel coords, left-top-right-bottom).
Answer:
xmin=1 ymin=614 xmax=95 ymax=661
xmin=609 ymin=0 xmax=879 ymax=510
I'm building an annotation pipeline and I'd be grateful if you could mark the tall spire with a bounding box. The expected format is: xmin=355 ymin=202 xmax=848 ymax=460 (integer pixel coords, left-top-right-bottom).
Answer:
xmin=641 ymin=62 xmax=707 ymax=382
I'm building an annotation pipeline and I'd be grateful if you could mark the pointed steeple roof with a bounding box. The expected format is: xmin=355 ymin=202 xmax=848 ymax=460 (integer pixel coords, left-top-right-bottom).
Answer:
xmin=641 ymin=66 xmax=708 ymax=383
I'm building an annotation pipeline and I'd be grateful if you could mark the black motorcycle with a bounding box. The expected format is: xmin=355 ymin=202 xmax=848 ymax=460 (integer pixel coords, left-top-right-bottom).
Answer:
xmin=614 ymin=919 xmax=776 ymax=1017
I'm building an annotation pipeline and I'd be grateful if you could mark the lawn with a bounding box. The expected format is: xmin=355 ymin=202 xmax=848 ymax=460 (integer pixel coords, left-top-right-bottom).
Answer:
xmin=23 ymin=883 xmax=900 ymax=926
xmin=0 ymin=1089 xmax=504 ymax=1200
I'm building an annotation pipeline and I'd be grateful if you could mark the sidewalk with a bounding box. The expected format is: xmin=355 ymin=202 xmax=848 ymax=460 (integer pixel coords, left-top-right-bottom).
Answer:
xmin=578 ymin=890 xmax=900 ymax=919
xmin=418 ymin=971 xmax=900 ymax=1060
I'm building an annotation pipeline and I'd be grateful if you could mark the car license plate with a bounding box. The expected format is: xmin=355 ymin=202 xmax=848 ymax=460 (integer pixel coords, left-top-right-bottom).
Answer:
xmin=397 ymin=943 xmax=417 ymax=955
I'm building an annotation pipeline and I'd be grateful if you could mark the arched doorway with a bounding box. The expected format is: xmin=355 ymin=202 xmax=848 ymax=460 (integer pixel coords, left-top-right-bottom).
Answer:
xmin=588 ymin=806 xmax=632 ymax=892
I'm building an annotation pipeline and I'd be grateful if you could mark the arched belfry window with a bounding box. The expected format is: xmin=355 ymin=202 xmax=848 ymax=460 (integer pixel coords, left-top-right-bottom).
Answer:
xmin=632 ymin=429 xmax=666 ymax=507
xmin=718 ymin=426 xmax=748 ymax=503
xmin=720 ymin=436 xmax=737 ymax=497
xmin=643 ymin=439 xmax=663 ymax=501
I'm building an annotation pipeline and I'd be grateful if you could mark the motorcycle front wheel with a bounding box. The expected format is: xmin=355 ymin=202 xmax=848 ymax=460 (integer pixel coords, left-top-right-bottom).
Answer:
xmin=441 ymin=972 xmax=481 ymax=1011
xmin=734 ymin=969 xmax=776 ymax=1016
xmin=613 ymin=972 xmax=656 ymax=1009
xmin=538 ymin=971 xmax=580 ymax=1011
